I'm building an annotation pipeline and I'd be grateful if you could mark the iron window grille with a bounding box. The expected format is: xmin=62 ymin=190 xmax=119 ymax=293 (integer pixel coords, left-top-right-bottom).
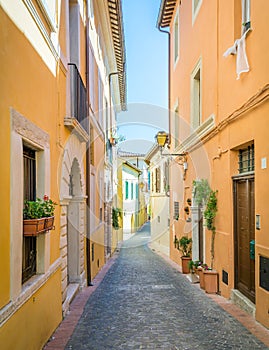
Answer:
xmin=174 ymin=201 xmax=179 ymax=219
xmin=238 ymin=144 xmax=254 ymax=173
xmin=22 ymin=146 xmax=37 ymax=283
xmin=68 ymin=63 xmax=87 ymax=124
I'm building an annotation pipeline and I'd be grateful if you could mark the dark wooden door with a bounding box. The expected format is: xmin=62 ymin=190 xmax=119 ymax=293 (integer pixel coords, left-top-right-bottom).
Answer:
xmin=234 ymin=177 xmax=255 ymax=303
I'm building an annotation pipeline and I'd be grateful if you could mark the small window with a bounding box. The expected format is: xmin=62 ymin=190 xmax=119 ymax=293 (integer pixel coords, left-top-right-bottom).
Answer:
xmin=155 ymin=167 xmax=160 ymax=193
xmin=163 ymin=161 xmax=170 ymax=192
xmin=192 ymin=0 xmax=202 ymax=23
xmin=125 ymin=181 xmax=129 ymax=200
xmin=131 ymin=183 xmax=134 ymax=200
xmin=173 ymin=12 xmax=179 ymax=63
xmin=174 ymin=201 xmax=179 ymax=219
xmin=90 ymin=125 xmax=95 ymax=165
xmin=242 ymin=0 xmax=251 ymax=34
xmin=174 ymin=107 xmax=179 ymax=149
xmin=238 ymin=144 xmax=254 ymax=173
xmin=191 ymin=61 xmax=202 ymax=129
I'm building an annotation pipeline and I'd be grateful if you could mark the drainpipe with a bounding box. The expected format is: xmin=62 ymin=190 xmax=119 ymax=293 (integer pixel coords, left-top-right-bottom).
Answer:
xmin=85 ymin=1 xmax=92 ymax=286
xmin=157 ymin=25 xmax=171 ymax=147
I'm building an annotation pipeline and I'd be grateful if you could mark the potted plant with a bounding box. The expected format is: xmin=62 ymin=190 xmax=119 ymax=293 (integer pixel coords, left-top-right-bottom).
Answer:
xmin=112 ymin=207 xmax=121 ymax=230
xmin=193 ymin=180 xmax=218 ymax=293
xmin=23 ymin=195 xmax=56 ymax=236
xmin=193 ymin=180 xmax=218 ymax=268
xmin=177 ymin=236 xmax=192 ymax=274
xmin=109 ymin=130 xmax=125 ymax=146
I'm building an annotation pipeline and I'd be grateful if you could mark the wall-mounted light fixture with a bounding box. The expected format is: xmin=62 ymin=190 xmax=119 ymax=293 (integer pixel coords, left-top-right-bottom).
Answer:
xmin=155 ymin=131 xmax=188 ymax=180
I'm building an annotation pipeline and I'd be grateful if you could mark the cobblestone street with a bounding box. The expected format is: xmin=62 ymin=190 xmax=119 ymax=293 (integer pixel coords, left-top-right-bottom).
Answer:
xmin=61 ymin=223 xmax=268 ymax=350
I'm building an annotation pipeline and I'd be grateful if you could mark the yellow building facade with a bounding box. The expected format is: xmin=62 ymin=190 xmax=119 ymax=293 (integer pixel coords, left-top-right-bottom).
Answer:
xmin=0 ymin=0 xmax=126 ymax=348
xmin=158 ymin=0 xmax=269 ymax=329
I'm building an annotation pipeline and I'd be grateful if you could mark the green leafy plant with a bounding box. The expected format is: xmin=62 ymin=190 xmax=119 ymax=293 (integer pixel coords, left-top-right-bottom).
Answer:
xmin=204 ymin=190 xmax=218 ymax=268
xmin=112 ymin=207 xmax=121 ymax=229
xmin=193 ymin=179 xmax=218 ymax=269
xmin=193 ymin=179 xmax=211 ymax=206
xmin=177 ymin=236 xmax=192 ymax=257
xmin=23 ymin=196 xmax=57 ymax=219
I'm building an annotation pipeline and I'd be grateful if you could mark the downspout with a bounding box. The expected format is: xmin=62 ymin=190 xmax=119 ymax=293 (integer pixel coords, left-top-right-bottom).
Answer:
xmin=85 ymin=1 xmax=92 ymax=285
xmin=157 ymin=25 xmax=171 ymax=147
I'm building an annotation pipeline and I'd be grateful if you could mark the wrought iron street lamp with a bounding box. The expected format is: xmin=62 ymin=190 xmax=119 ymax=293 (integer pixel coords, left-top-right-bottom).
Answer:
xmin=155 ymin=131 xmax=188 ymax=180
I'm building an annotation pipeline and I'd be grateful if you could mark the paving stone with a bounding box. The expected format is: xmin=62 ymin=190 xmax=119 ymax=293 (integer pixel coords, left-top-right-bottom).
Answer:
xmin=65 ymin=223 xmax=268 ymax=350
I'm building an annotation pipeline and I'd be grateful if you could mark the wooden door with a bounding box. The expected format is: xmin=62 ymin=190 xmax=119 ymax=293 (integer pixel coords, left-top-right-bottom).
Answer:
xmin=234 ymin=177 xmax=255 ymax=303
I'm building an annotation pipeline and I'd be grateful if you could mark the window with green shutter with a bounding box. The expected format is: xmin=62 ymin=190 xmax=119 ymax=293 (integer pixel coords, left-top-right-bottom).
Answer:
xmin=125 ymin=181 xmax=129 ymax=199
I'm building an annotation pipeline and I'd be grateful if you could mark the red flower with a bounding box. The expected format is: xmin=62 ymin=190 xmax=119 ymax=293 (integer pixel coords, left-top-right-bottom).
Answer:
xmin=43 ymin=195 xmax=49 ymax=201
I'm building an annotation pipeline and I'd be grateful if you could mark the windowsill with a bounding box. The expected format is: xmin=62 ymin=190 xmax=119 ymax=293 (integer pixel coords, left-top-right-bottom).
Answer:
xmin=64 ymin=117 xmax=89 ymax=142
xmin=0 ymin=258 xmax=61 ymax=326
xmin=175 ymin=114 xmax=215 ymax=153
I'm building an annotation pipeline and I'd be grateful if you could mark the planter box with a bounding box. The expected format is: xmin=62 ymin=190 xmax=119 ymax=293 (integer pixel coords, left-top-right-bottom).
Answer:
xmin=23 ymin=218 xmax=46 ymax=236
xmin=203 ymin=270 xmax=219 ymax=294
xmin=44 ymin=216 xmax=54 ymax=231
xmin=181 ymin=256 xmax=192 ymax=274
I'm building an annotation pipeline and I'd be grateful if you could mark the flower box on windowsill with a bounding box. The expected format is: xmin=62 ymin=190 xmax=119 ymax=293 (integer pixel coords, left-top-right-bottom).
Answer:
xmin=23 ymin=218 xmax=46 ymax=236
xmin=44 ymin=216 xmax=54 ymax=231
xmin=23 ymin=216 xmax=55 ymax=236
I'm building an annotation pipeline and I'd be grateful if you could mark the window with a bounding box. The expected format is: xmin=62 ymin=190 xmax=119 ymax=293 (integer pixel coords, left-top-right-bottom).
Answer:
xmin=98 ymin=72 xmax=103 ymax=127
xmin=238 ymin=144 xmax=254 ymax=173
xmin=125 ymin=181 xmax=129 ymax=199
xmin=22 ymin=146 xmax=37 ymax=283
xmin=192 ymin=0 xmax=202 ymax=23
xmin=191 ymin=59 xmax=202 ymax=129
xmin=131 ymin=183 xmax=134 ymax=200
xmin=90 ymin=125 xmax=95 ymax=165
xmin=163 ymin=161 xmax=170 ymax=192
xmin=37 ymin=0 xmax=57 ymax=31
xmin=174 ymin=201 xmax=179 ymax=219
xmin=173 ymin=11 xmax=179 ymax=63
xmin=174 ymin=107 xmax=179 ymax=149
xmin=155 ymin=167 xmax=160 ymax=193
xmin=242 ymin=0 xmax=251 ymax=34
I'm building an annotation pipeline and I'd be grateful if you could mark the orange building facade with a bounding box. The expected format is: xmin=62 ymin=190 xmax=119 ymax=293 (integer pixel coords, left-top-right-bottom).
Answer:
xmin=158 ymin=0 xmax=269 ymax=328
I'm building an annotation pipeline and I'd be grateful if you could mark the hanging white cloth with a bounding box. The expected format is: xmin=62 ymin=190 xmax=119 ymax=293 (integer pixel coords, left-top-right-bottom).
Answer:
xmin=223 ymin=31 xmax=250 ymax=79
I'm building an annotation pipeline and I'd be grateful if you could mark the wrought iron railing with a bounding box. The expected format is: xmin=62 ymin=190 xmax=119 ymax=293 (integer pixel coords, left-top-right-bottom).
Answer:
xmin=68 ymin=63 xmax=87 ymax=124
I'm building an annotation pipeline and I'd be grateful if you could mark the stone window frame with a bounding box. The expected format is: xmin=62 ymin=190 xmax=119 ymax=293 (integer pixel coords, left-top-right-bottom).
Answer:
xmin=8 ymin=109 xmax=61 ymax=311
xmin=192 ymin=0 xmax=203 ymax=25
xmin=173 ymin=8 xmax=180 ymax=66
xmin=190 ymin=57 xmax=202 ymax=130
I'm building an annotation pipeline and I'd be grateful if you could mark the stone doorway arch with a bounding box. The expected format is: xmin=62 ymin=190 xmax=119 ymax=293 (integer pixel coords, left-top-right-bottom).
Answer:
xmin=67 ymin=158 xmax=84 ymax=284
xmin=59 ymin=135 xmax=87 ymax=315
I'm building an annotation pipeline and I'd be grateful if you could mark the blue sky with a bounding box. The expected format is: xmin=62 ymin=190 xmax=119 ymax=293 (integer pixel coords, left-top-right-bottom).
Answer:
xmin=117 ymin=0 xmax=168 ymax=154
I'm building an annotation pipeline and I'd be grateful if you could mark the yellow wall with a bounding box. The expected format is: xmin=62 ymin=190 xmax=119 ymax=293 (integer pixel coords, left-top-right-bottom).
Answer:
xmin=0 ymin=270 xmax=62 ymax=350
xmin=0 ymin=2 xmax=63 ymax=347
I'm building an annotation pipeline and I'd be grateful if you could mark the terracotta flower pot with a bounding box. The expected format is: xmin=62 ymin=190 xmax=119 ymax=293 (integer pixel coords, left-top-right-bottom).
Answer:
xmin=23 ymin=218 xmax=46 ymax=236
xmin=44 ymin=216 xmax=54 ymax=230
xmin=181 ymin=256 xmax=192 ymax=274
xmin=203 ymin=270 xmax=219 ymax=294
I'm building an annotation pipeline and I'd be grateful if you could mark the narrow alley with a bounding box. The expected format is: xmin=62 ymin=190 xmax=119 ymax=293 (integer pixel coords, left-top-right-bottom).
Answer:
xmin=46 ymin=223 xmax=269 ymax=350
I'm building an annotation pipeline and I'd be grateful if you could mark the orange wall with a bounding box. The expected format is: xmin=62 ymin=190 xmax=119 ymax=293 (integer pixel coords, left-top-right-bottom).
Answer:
xmin=168 ymin=0 xmax=269 ymax=328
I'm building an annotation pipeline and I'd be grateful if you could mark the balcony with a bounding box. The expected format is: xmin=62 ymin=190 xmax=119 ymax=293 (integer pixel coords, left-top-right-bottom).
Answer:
xmin=64 ymin=63 xmax=89 ymax=142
